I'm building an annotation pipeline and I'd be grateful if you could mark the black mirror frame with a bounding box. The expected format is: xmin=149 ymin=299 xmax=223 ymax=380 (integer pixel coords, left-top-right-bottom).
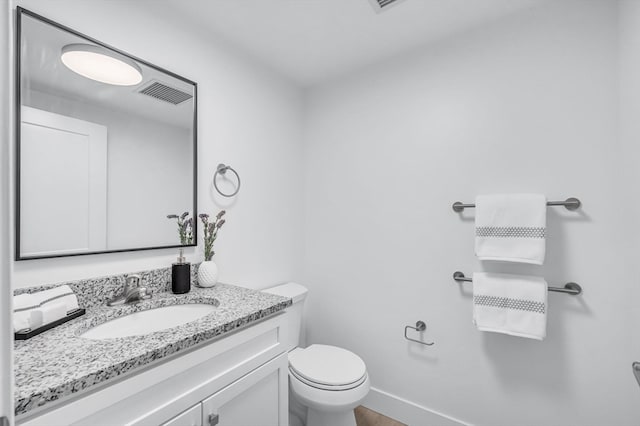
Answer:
xmin=15 ymin=7 xmax=198 ymax=260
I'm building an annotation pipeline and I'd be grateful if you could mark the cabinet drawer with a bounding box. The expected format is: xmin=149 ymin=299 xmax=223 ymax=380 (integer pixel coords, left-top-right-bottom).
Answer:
xmin=201 ymin=353 xmax=288 ymax=426
xmin=161 ymin=404 xmax=202 ymax=426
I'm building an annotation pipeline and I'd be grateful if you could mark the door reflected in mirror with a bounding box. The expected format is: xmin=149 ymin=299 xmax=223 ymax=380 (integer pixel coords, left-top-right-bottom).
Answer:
xmin=17 ymin=8 xmax=197 ymax=260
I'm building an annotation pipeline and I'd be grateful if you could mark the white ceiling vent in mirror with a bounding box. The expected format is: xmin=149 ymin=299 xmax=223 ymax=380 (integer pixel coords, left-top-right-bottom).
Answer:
xmin=137 ymin=80 xmax=193 ymax=105
xmin=61 ymin=43 xmax=143 ymax=86
xmin=368 ymin=0 xmax=407 ymax=13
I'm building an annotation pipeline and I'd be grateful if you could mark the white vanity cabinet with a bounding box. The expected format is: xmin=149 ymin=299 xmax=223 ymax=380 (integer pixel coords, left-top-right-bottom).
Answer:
xmin=162 ymin=404 xmax=202 ymax=426
xmin=18 ymin=313 xmax=289 ymax=426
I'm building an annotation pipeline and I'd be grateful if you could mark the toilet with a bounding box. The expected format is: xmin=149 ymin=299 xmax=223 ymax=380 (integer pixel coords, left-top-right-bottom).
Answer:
xmin=263 ymin=283 xmax=370 ymax=426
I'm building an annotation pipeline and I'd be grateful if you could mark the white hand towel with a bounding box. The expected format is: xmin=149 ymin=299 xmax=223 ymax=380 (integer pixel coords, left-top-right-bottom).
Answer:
xmin=475 ymin=194 xmax=547 ymax=265
xmin=472 ymin=272 xmax=547 ymax=340
xmin=31 ymin=285 xmax=80 ymax=313
xmin=13 ymin=293 xmax=39 ymax=332
xmin=30 ymin=301 xmax=68 ymax=327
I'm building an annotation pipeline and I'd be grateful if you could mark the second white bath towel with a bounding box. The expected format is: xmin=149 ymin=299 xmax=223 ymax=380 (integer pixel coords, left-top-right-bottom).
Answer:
xmin=475 ymin=193 xmax=547 ymax=265
xmin=473 ymin=272 xmax=547 ymax=340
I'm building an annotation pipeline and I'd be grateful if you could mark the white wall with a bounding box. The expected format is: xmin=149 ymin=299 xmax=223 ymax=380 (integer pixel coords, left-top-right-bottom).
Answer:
xmin=619 ymin=0 xmax=640 ymax=369
xmin=303 ymin=1 xmax=640 ymax=425
xmin=1 ymin=1 xmax=14 ymax=423
xmin=12 ymin=0 xmax=305 ymax=289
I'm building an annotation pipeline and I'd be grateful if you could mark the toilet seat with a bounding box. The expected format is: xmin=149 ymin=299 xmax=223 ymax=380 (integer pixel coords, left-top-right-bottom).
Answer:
xmin=289 ymin=365 xmax=371 ymax=414
xmin=289 ymin=344 xmax=368 ymax=391
xmin=290 ymin=367 xmax=368 ymax=391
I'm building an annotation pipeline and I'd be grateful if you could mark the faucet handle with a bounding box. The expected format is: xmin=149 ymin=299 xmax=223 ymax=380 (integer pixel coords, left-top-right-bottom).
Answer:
xmin=125 ymin=274 xmax=142 ymax=288
xmin=123 ymin=274 xmax=142 ymax=293
xmin=139 ymin=287 xmax=152 ymax=300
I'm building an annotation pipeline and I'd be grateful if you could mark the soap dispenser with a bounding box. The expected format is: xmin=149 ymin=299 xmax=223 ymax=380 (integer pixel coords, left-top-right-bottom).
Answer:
xmin=172 ymin=249 xmax=191 ymax=294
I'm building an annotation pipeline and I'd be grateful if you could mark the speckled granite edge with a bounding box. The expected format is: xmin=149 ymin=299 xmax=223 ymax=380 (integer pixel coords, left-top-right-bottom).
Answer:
xmin=13 ymin=269 xmax=293 ymax=418
xmin=14 ymin=264 xmax=200 ymax=309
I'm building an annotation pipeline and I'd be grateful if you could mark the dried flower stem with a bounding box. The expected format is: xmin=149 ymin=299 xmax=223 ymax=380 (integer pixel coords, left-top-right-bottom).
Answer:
xmin=199 ymin=210 xmax=226 ymax=261
xmin=167 ymin=212 xmax=193 ymax=245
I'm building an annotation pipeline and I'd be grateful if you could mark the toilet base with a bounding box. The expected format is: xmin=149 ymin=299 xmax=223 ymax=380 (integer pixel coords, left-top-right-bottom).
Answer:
xmin=307 ymin=407 xmax=356 ymax=426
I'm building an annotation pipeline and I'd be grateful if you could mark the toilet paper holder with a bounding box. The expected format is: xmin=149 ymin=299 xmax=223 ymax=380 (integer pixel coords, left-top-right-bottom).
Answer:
xmin=404 ymin=320 xmax=434 ymax=346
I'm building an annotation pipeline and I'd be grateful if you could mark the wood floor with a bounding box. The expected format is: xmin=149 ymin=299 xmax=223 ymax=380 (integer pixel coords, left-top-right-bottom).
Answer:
xmin=354 ymin=406 xmax=407 ymax=426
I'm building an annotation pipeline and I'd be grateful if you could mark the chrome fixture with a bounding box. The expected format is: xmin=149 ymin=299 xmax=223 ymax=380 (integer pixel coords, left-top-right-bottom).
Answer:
xmin=213 ymin=163 xmax=241 ymax=197
xmin=368 ymin=0 xmax=407 ymax=13
xmin=452 ymin=197 xmax=581 ymax=212
xmin=107 ymin=275 xmax=152 ymax=306
xmin=404 ymin=320 xmax=434 ymax=346
xmin=633 ymin=362 xmax=640 ymax=388
xmin=452 ymin=271 xmax=582 ymax=295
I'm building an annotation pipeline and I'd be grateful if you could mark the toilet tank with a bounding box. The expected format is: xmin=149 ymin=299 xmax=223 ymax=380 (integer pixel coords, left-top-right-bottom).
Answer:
xmin=262 ymin=282 xmax=308 ymax=352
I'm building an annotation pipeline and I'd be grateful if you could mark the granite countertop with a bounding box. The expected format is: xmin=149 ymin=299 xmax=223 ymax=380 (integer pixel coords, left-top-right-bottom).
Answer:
xmin=14 ymin=283 xmax=292 ymax=417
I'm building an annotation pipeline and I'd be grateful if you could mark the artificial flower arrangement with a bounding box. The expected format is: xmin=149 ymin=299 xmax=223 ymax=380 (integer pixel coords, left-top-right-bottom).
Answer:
xmin=198 ymin=210 xmax=226 ymax=261
xmin=196 ymin=210 xmax=226 ymax=287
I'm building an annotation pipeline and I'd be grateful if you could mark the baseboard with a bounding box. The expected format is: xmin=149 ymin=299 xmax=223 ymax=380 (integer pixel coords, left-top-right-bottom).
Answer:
xmin=362 ymin=387 xmax=472 ymax=426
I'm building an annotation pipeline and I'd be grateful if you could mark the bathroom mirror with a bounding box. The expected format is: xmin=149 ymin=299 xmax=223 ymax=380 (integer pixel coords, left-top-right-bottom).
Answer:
xmin=16 ymin=8 xmax=197 ymax=260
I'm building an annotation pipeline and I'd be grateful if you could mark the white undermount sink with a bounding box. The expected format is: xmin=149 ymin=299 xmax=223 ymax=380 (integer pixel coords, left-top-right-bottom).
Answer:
xmin=80 ymin=304 xmax=217 ymax=340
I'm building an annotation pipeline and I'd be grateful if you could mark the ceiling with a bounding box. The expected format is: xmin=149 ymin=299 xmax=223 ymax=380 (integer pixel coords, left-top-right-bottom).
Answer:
xmin=21 ymin=11 xmax=195 ymax=129
xmin=156 ymin=0 xmax=549 ymax=87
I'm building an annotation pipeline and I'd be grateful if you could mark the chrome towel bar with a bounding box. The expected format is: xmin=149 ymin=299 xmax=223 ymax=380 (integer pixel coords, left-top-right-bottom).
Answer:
xmin=452 ymin=197 xmax=581 ymax=212
xmin=453 ymin=271 xmax=582 ymax=295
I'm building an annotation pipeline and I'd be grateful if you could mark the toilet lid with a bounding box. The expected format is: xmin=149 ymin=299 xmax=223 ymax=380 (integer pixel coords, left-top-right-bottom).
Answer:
xmin=289 ymin=344 xmax=367 ymax=387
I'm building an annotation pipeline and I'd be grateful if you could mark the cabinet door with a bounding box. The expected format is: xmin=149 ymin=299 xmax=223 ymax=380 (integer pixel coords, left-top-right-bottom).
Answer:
xmin=161 ymin=403 xmax=202 ymax=426
xmin=201 ymin=354 xmax=288 ymax=426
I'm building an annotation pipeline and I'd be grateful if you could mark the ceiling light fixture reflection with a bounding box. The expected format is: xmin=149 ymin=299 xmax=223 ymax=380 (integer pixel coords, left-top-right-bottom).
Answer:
xmin=60 ymin=43 xmax=143 ymax=86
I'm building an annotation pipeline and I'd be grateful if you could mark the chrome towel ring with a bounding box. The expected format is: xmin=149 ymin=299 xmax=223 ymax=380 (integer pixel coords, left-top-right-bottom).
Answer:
xmin=213 ymin=163 xmax=241 ymax=197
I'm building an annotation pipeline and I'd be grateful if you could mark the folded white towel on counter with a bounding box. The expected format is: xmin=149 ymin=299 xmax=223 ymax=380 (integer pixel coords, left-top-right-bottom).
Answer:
xmin=13 ymin=293 xmax=39 ymax=332
xmin=13 ymin=285 xmax=80 ymax=332
xmin=30 ymin=301 xmax=68 ymax=328
xmin=473 ymin=272 xmax=547 ymax=340
xmin=31 ymin=285 xmax=80 ymax=313
xmin=475 ymin=193 xmax=547 ymax=265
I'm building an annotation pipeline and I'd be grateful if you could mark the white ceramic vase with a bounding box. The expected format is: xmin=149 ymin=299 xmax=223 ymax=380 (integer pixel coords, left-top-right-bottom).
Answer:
xmin=198 ymin=260 xmax=219 ymax=288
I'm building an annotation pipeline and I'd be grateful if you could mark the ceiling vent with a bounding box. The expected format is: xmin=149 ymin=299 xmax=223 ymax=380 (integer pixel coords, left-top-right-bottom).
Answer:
xmin=137 ymin=80 xmax=193 ymax=105
xmin=368 ymin=0 xmax=407 ymax=13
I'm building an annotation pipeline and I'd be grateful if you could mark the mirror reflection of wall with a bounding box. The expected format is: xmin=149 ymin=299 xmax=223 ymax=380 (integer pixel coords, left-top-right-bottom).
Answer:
xmin=18 ymin=9 xmax=197 ymax=259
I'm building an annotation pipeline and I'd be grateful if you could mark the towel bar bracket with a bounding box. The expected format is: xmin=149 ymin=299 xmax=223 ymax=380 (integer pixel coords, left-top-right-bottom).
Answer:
xmin=633 ymin=362 xmax=640 ymax=388
xmin=555 ymin=282 xmax=582 ymax=295
xmin=452 ymin=271 xmax=582 ymax=296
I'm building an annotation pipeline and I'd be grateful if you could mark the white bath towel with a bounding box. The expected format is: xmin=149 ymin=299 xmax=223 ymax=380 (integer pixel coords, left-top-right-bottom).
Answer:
xmin=31 ymin=285 xmax=80 ymax=313
xmin=473 ymin=272 xmax=547 ymax=340
xmin=30 ymin=301 xmax=68 ymax=327
xmin=475 ymin=194 xmax=547 ymax=265
xmin=13 ymin=285 xmax=79 ymax=332
xmin=13 ymin=293 xmax=39 ymax=332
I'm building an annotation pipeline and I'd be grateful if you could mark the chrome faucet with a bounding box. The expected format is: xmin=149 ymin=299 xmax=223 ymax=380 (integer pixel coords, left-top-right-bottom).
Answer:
xmin=107 ymin=274 xmax=152 ymax=306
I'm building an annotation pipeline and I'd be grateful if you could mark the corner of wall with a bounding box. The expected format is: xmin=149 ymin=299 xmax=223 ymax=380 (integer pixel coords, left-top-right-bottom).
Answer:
xmin=1 ymin=1 xmax=15 ymax=423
